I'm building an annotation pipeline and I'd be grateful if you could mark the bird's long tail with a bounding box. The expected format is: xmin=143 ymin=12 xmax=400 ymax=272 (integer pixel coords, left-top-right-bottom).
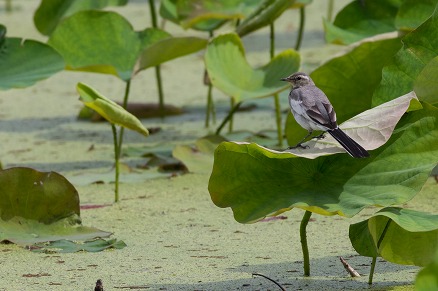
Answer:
xmin=328 ymin=127 xmax=369 ymax=158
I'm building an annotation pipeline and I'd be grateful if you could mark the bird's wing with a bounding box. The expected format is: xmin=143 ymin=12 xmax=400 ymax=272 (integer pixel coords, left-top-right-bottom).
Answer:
xmin=303 ymin=88 xmax=337 ymax=129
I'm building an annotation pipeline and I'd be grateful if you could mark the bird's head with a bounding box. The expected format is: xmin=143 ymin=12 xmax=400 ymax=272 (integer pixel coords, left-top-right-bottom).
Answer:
xmin=280 ymin=72 xmax=314 ymax=88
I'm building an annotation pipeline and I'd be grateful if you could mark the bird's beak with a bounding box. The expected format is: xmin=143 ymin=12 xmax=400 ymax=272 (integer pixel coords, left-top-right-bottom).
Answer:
xmin=280 ymin=77 xmax=288 ymax=82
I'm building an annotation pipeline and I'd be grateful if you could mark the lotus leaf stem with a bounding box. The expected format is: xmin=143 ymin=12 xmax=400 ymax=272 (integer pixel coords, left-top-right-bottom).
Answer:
xmin=300 ymin=210 xmax=312 ymax=276
xmin=368 ymin=219 xmax=392 ymax=284
xmin=270 ymin=23 xmax=283 ymax=147
xmin=111 ymin=124 xmax=120 ymax=202
xmin=295 ymin=7 xmax=305 ymax=51
xmin=215 ymin=101 xmax=242 ymax=135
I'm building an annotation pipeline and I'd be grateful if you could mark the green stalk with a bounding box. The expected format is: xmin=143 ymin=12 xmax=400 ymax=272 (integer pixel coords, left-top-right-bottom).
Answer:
xmin=205 ymin=79 xmax=214 ymax=127
xmin=368 ymin=256 xmax=377 ymax=285
xmin=270 ymin=23 xmax=283 ymax=147
xmin=5 ymin=0 xmax=12 ymax=12
xmin=111 ymin=124 xmax=120 ymax=202
xmin=215 ymin=101 xmax=242 ymax=135
xmin=327 ymin=0 xmax=334 ymax=22
xmin=228 ymin=98 xmax=235 ymax=133
xmin=148 ymin=0 xmax=165 ymax=118
xmin=155 ymin=66 xmax=165 ymax=119
xmin=148 ymin=0 xmax=158 ymax=27
xmin=117 ymin=80 xmax=131 ymax=155
xmin=295 ymin=7 xmax=305 ymax=51
xmin=368 ymin=219 xmax=392 ymax=284
xmin=300 ymin=210 xmax=312 ymax=276
xmin=205 ymin=30 xmax=215 ymax=128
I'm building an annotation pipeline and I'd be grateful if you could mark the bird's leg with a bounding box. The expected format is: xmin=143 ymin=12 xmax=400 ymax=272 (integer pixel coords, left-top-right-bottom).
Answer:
xmin=287 ymin=131 xmax=312 ymax=149
xmin=313 ymin=132 xmax=326 ymax=140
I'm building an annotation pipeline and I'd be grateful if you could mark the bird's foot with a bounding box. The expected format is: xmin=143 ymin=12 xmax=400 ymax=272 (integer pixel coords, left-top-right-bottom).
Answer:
xmin=287 ymin=143 xmax=309 ymax=150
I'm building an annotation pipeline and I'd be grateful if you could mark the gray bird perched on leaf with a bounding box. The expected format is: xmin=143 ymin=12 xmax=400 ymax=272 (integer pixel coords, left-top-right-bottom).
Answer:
xmin=281 ymin=72 xmax=369 ymax=158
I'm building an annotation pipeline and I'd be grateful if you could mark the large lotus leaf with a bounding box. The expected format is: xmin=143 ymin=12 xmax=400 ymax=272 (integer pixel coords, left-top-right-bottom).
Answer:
xmin=285 ymin=92 xmax=420 ymax=158
xmin=205 ymin=33 xmax=300 ymax=102
xmin=416 ymin=250 xmax=438 ymax=290
xmin=349 ymin=207 xmax=438 ymax=266
xmin=285 ymin=36 xmax=402 ymax=145
xmin=235 ymin=0 xmax=292 ymax=37
xmin=34 ymin=0 xmax=128 ymax=36
xmin=77 ymin=83 xmax=149 ymax=137
xmin=0 ymin=167 xmax=111 ymax=245
xmin=372 ymin=7 xmax=438 ymax=106
xmin=0 ymin=34 xmax=64 ymax=90
xmin=324 ymin=0 xmax=400 ymax=45
xmin=48 ymin=10 xmax=170 ymax=81
xmin=328 ymin=1 xmax=400 ymax=43
xmin=208 ymin=103 xmax=438 ymax=223
xmin=135 ymin=36 xmax=207 ymax=72
xmin=395 ymin=0 xmax=438 ymax=32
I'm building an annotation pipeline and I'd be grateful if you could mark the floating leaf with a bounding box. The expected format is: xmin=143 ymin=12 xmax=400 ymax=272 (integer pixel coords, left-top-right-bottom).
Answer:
xmin=416 ymin=250 xmax=438 ymax=290
xmin=173 ymin=135 xmax=226 ymax=174
xmin=373 ymin=7 xmax=438 ymax=106
xmin=48 ymin=10 xmax=170 ymax=81
xmin=350 ymin=207 xmax=438 ymax=266
xmin=205 ymin=33 xmax=300 ymax=102
xmin=0 ymin=27 xmax=64 ymax=90
xmin=208 ymin=103 xmax=438 ymax=223
xmin=77 ymin=82 xmax=149 ymax=137
xmin=32 ymin=238 xmax=126 ymax=253
xmin=34 ymin=0 xmax=128 ymax=35
xmin=286 ymin=36 xmax=402 ymax=145
xmin=324 ymin=0 xmax=400 ymax=45
xmin=0 ymin=167 xmax=111 ymax=245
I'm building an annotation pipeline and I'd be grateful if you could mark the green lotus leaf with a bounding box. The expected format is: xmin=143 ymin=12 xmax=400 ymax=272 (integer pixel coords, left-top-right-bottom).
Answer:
xmin=236 ymin=0 xmax=293 ymax=37
xmin=324 ymin=0 xmax=399 ymax=45
xmin=416 ymin=250 xmax=438 ymax=290
xmin=135 ymin=36 xmax=207 ymax=72
xmin=373 ymin=7 xmax=438 ymax=106
xmin=77 ymin=83 xmax=149 ymax=137
xmin=208 ymin=103 xmax=438 ymax=223
xmin=34 ymin=0 xmax=128 ymax=36
xmin=0 ymin=34 xmax=64 ymax=90
xmin=48 ymin=10 xmax=170 ymax=81
xmin=177 ymin=0 xmax=259 ymax=30
xmin=285 ymin=36 xmax=402 ymax=145
xmin=413 ymin=55 xmax=438 ymax=105
xmin=350 ymin=207 xmax=438 ymax=266
xmin=205 ymin=33 xmax=300 ymax=102
xmin=395 ymin=0 xmax=438 ymax=32
xmin=0 ymin=167 xmax=111 ymax=245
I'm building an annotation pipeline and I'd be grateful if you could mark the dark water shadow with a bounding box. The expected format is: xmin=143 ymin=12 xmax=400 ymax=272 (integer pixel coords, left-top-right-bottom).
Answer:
xmin=121 ymin=256 xmax=417 ymax=291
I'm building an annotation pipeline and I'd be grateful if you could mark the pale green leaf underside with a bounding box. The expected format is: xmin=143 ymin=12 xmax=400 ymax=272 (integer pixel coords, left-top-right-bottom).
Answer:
xmin=205 ymin=33 xmax=300 ymax=102
xmin=77 ymin=82 xmax=149 ymax=137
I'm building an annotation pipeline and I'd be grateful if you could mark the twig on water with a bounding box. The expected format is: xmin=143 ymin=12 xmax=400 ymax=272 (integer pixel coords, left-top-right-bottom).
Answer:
xmin=340 ymin=257 xmax=361 ymax=277
xmin=252 ymin=273 xmax=286 ymax=291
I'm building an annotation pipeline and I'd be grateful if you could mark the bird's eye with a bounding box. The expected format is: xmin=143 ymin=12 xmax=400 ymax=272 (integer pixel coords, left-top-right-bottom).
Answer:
xmin=296 ymin=76 xmax=302 ymax=80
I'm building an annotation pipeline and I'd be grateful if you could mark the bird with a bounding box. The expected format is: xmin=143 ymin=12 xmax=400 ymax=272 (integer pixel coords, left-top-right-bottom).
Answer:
xmin=280 ymin=72 xmax=369 ymax=158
